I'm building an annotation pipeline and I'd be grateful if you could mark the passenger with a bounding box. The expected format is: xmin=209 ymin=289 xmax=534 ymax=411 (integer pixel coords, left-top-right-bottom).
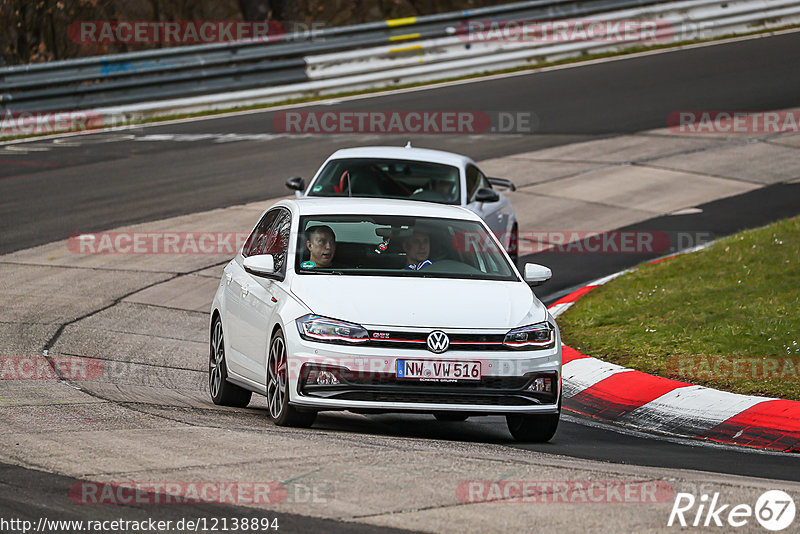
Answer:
xmin=403 ymin=229 xmax=433 ymax=270
xmin=305 ymin=225 xmax=337 ymax=268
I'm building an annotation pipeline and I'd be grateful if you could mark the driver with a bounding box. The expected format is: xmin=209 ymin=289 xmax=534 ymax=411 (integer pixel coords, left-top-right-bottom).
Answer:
xmin=403 ymin=229 xmax=432 ymax=270
xmin=305 ymin=225 xmax=337 ymax=268
xmin=432 ymin=175 xmax=458 ymax=202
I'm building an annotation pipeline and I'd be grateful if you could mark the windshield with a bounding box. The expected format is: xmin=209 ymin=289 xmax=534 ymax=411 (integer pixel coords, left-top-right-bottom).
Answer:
xmin=296 ymin=215 xmax=517 ymax=281
xmin=307 ymin=158 xmax=461 ymax=205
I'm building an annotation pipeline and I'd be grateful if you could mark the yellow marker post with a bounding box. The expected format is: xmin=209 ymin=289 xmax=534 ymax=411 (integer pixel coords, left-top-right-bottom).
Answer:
xmin=389 ymin=44 xmax=423 ymax=54
xmin=386 ymin=17 xmax=417 ymax=27
xmin=389 ymin=33 xmax=421 ymax=42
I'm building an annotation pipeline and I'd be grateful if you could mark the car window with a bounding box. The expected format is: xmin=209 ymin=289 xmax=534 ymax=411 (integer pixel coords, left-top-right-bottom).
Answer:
xmin=465 ymin=164 xmax=489 ymax=202
xmin=307 ymin=158 xmax=461 ymax=205
xmin=243 ymin=208 xmax=291 ymax=273
xmin=295 ymin=214 xmax=516 ymax=281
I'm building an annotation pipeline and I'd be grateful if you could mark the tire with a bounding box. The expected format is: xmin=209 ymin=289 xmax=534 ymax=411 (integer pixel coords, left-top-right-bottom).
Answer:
xmin=506 ymin=410 xmax=560 ymax=442
xmin=266 ymin=329 xmax=317 ymax=428
xmin=209 ymin=315 xmax=252 ymax=407
xmin=434 ymin=413 xmax=469 ymax=422
xmin=508 ymin=223 xmax=519 ymax=265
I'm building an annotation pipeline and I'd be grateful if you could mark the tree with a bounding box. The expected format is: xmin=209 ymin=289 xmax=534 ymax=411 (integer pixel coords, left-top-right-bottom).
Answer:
xmin=239 ymin=0 xmax=300 ymax=21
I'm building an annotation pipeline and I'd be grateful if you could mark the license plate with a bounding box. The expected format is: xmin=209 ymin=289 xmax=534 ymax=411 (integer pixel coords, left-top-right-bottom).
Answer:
xmin=395 ymin=359 xmax=481 ymax=381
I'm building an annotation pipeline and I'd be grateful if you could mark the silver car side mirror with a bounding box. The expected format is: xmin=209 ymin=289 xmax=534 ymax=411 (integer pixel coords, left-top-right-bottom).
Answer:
xmin=243 ymin=254 xmax=276 ymax=277
xmin=524 ymin=263 xmax=552 ymax=286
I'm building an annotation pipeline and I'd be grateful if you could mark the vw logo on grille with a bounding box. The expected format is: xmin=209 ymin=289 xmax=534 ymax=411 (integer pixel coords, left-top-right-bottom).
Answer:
xmin=427 ymin=330 xmax=450 ymax=353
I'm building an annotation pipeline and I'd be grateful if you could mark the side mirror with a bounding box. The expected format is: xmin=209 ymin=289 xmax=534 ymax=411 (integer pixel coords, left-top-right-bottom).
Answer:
xmin=285 ymin=176 xmax=305 ymax=192
xmin=474 ymin=187 xmax=500 ymax=203
xmin=524 ymin=263 xmax=552 ymax=286
xmin=243 ymin=254 xmax=275 ymax=277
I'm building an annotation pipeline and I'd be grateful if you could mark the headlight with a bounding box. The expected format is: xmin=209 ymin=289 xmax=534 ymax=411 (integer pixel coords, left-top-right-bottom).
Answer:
xmin=503 ymin=322 xmax=555 ymax=349
xmin=296 ymin=314 xmax=369 ymax=344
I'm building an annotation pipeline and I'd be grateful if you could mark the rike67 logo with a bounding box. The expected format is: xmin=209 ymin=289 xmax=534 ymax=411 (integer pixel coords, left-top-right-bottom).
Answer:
xmin=668 ymin=490 xmax=796 ymax=531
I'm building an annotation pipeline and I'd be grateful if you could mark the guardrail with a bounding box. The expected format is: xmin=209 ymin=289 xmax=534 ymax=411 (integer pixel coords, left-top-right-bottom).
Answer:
xmin=1 ymin=0 xmax=799 ymax=117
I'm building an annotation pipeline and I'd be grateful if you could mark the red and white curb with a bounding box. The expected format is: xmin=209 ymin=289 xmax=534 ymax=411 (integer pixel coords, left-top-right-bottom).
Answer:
xmin=548 ymin=255 xmax=800 ymax=453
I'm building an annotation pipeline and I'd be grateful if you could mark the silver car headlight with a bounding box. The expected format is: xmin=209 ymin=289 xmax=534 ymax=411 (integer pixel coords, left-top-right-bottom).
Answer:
xmin=503 ymin=322 xmax=555 ymax=350
xmin=296 ymin=314 xmax=369 ymax=345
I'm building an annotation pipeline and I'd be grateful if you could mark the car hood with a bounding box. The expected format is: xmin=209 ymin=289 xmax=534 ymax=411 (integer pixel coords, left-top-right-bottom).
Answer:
xmin=290 ymin=275 xmax=547 ymax=329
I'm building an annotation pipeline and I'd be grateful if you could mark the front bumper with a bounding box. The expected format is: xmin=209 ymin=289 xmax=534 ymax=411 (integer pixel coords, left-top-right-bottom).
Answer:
xmin=285 ymin=328 xmax=562 ymax=414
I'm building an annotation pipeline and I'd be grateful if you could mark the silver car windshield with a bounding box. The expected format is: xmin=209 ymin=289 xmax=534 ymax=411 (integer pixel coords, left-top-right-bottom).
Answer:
xmin=307 ymin=158 xmax=461 ymax=205
xmin=296 ymin=215 xmax=517 ymax=281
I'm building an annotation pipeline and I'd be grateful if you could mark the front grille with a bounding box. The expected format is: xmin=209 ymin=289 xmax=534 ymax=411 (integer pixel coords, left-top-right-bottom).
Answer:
xmin=344 ymin=373 xmax=531 ymax=389
xmin=299 ymin=365 xmax=559 ymax=406
xmin=366 ymin=330 xmax=508 ymax=351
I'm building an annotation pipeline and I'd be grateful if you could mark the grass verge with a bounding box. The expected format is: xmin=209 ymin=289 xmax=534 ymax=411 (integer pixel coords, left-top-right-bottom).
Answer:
xmin=557 ymin=216 xmax=800 ymax=400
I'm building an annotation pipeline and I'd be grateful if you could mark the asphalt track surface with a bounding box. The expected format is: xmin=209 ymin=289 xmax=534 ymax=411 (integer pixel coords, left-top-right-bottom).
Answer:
xmin=3 ymin=31 xmax=800 ymax=253
xmin=3 ymin=32 xmax=800 ymax=526
xmin=0 ymin=463 xmax=414 ymax=533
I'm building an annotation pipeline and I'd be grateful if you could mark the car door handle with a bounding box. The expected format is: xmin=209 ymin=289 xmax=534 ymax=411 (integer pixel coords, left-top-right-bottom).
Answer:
xmin=225 ymin=273 xmax=232 ymax=285
xmin=241 ymin=284 xmax=249 ymax=297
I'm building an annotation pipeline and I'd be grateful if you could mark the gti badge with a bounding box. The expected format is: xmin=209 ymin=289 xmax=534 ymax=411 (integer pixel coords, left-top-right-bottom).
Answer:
xmin=427 ymin=330 xmax=450 ymax=353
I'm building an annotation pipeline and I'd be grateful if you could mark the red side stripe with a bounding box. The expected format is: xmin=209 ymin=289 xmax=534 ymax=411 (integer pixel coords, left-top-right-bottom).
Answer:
xmin=649 ymin=254 xmax=677 ymax=265
xmin=551 ymin=285 xmax=598 ymax=306
xmin=567 ymin=371 xmax=691 ymax=419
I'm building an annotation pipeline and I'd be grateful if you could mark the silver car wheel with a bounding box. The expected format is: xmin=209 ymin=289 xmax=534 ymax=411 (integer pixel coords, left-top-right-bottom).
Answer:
xmin=209 ymin=320 xmax=224 ymax=398
xmin=267 ymin=334 xmax=287 ymax=419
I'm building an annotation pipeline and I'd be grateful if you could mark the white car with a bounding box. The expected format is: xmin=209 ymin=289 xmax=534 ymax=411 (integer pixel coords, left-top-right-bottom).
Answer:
xmin=209 ymin=197 xmax=561 ymax=442
xmin=285 ymin=145 xmax=520 ymax=262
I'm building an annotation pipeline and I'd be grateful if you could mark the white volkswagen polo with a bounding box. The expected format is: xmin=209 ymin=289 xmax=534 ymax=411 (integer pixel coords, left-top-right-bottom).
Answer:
xmin=209 ymin=197 xmax=561 ymax=442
